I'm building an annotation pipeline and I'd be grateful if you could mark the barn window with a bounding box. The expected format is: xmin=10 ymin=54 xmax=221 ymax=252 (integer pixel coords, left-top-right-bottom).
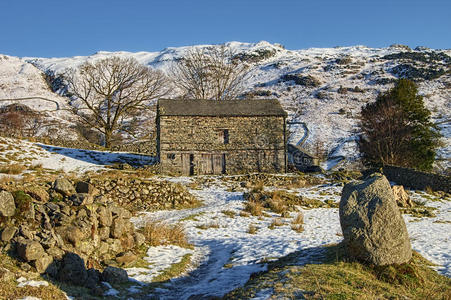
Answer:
xmin=217 ymin=129 xmax=229 ymax=144
xmin=167 ymin=153 xmax=175 ymax=160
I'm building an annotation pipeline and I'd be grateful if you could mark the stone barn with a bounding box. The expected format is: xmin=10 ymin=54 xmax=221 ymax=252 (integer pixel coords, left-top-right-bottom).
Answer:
xmin=157 ymin=99 xmax=287 ymax=175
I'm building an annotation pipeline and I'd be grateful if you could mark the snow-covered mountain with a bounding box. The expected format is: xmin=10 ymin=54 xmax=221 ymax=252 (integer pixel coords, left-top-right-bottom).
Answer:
xmin=1 ymin=41 xmax=450 ymax=170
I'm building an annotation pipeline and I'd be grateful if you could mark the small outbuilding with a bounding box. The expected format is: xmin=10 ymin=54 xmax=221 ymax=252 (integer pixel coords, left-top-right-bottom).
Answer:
xmin=157 ymin=99 xmax=287 ymax=175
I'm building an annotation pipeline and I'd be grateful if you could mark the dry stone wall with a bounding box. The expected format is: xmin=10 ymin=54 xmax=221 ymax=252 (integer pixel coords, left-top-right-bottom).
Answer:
xmin=88 ymin=176 xmax=199 ymax=212
xmin=364 ymin=165 xmax=451 ymax=193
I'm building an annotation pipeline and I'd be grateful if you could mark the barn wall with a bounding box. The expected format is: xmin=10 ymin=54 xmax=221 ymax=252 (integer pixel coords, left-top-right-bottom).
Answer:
xmin=158 ymin=116 xmax=286 ymax=175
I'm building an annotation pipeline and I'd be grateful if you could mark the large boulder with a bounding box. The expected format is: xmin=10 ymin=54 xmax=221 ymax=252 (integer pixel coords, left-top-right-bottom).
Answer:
xmin=17 ymin=240 xmax=45 ymax=262
xmin=101 ymin=266 xmax=129 ymax=284
xmin=339 ymin=173 xmax=412 ymax=265
xmin=57 ymin=253 xmax=88 ymax=286
xmin=53 ymin=178 xmax=76 ymax=197
xmin=0 ymin=191 xmax=16 ymax=217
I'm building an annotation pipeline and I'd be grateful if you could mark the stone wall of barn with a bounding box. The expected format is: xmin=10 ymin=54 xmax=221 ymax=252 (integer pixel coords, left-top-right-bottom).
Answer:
xmin=158 ymin=115 xmax=286 ymax=175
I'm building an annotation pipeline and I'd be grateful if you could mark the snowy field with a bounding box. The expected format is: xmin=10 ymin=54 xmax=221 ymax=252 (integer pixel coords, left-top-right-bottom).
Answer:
xmin=127 ymin=176 xmax=451 ymax=299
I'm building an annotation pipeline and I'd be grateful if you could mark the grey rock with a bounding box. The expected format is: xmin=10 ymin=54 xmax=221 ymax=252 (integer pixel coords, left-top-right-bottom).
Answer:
xmin=106 ymin=238 xmax=123 ymax=254
xmin=58 ymin=253 xmax=87 ymax=286
xmin=0 ymin=191 xmax=16 ymax=217
xmin=1 ymin=226 xmax=17 ymax=242
xmin=71 ymin=193 xmax=94 ymax=206
xmin=111 ymin=217 xmax=128 ymax=238
xmin=45 ymin=202 xmax=60 ymax=213
xmin=33 ymin=254 xmax=53 ymax=274
xmin=86 ymin=268 xmax=101 ymax=289
xmin=116 ymin=251 xmax=138 ymax=266
xmin=19 ymin=225 xmax=34 ymax=240
xmin=111 ymin=206 xmax=132 ymax=219
xmin=101 ymin=266 xmax=129 ymax=284
xmin=46 ymin=247 xmax=65 ymax=260
xmin=76 ymin=181 xmax=98 ymax=196
xmin=0 ymin=266 xmax=14 ymax=282
xmin=97 ymin=206 xmax=112 ymax=227
xmin=53 ymin=178 xmax=76 ymax=197
xmin=133 ymin=232 xmax=146 ymax=247
xmin=98 ymin=226 xmax=110 ymax=241
xmin=392 ymin=185 xmax=413 ymax=208
xmin=339 ymin=173 xmax=412 ymax=266
xmin=17 ymin=240 xmax=45 ymax=262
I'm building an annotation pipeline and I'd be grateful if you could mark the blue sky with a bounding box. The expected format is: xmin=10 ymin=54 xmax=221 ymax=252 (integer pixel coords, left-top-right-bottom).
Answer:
xmin=0 ymin=0 xmax=450 ymax=57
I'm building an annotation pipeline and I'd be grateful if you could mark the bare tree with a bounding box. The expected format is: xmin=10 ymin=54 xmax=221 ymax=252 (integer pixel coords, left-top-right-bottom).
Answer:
xmin=65 ymin=57 xmax=168 ymax=148
xmin=171 ymin=45 xmax=250 ymax=100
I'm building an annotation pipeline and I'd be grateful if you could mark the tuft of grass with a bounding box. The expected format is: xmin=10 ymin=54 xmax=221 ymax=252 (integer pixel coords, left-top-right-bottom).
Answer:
xmin=244 ymin=201 xmax=263 ymax=216
xmin=180 ymin=212 xmax=205 ymax=222
xmin=292 ymin=213 xmax=304 ymax=225
xmin=222 ymin=210 xmax=236 ymax=218
xmin=196 ymin=222 xmax=220 ymax=230
xmin=239 ymin=211 xmax=250 ymax=217
xmin=401 ymin=207 xmax=437 ymax=218
xmin=0 ymin=164 xmax=26 ymax=175
xmin=268 ymin=218 xmax=284 ymax=230
xmin=291 ymin=224 xmax=304 ymax=233
xmin=247 ymin=224 xmax=258 ymax=234
xmin=141 ymin=220 xmax=189 ymax=248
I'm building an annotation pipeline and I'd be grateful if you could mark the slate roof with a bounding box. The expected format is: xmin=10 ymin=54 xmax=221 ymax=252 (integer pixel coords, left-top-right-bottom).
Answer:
xmin=158 ymin=99 xmax=287 ymax=117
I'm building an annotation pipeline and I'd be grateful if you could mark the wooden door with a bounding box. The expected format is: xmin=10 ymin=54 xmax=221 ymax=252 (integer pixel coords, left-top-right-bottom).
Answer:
xmin=198 ymin=154 xmax=214 ymax=175
xmin=181 ymin=153 xmax=191 ymax=176
xmin=212 ymin=154 xmax=225 ymax=175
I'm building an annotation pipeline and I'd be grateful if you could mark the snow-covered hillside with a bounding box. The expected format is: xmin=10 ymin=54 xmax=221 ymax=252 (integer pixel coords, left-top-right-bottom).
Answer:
xmin=1 ymin=41 xmax=450 ymax=170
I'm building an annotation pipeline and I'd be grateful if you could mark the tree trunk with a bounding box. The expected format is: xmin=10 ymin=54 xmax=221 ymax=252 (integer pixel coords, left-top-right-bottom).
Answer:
xmin=104 ymin=130 xmax=112 ymax=149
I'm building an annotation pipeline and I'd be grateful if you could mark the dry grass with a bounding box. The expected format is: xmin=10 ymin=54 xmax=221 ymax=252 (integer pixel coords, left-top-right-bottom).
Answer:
xmin=222 ymin=210 xmax=236 ymax=218
xmin=292 ymin=213 xmax=304 ymax=225
xmin=196 ymin=222 xmax=220 ymax=230
xmin=141 ymin=220 xmax=189 ymax=248
xmin=239 ymin=211 xmax=250 ymax=217
xmin=0 ymin=163 xmax=27 ymax=174
xmin=226 ymin=246 xmax=451 ymax=300
xmin=268 ymin=218 xmax=284 ymax=229
xmin=0 ymin=175 xmax=15 ymax=186
xmin=244 ymin=188 xmax=331 ymax=217
xmin=247 ymin=224 xmax=258 ymax=234
xmin=291 ymin=224 xmax=305 ymax=233
xmin=244 ymin=201 xmax=263 ymax=216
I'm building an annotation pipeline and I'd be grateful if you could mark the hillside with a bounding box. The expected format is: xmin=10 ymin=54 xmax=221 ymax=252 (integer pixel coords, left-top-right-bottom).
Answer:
xmin=1 ymin=41 xmax=450 ymax=170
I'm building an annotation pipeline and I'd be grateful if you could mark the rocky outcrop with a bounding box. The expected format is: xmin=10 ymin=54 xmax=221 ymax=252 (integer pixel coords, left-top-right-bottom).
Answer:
xmin=0 ymin=190 xmax=16 ymax=216
xmin=339 ymin=173 xmax=412 ymax=265
xmin=0 ymin=178 xmax=146 ymax=277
